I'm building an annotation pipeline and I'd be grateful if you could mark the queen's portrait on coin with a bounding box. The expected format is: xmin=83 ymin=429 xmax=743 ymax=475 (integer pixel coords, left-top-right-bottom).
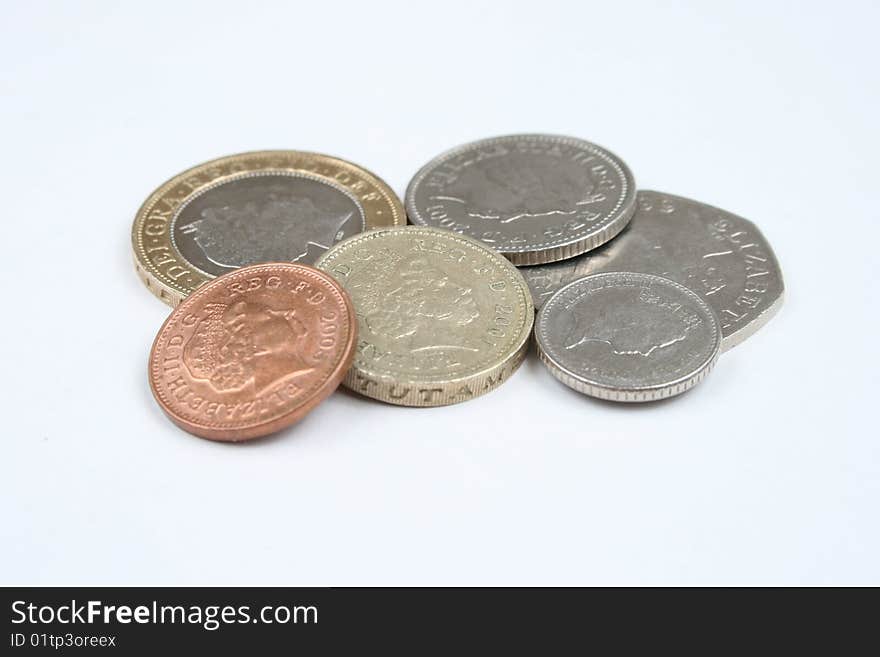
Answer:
xmin=351 ymin=255 xmax=481 ymax=352
xmin=185 ymin=191 xmax=355 ymax=268
xmin=435 ymin=155 xmax=599 ymax=224
xmin=183 ymin=300 xmax=313 ymax=394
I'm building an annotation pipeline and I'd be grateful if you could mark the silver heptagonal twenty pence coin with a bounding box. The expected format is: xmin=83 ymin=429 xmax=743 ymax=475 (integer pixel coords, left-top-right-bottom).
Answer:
xmin=521 ymin=190 xmax=784 ymax=351
xmin=535 ymin=272 xmax=722 ymax=402
xmin=405 ymin=134 xmax=637 ymax=265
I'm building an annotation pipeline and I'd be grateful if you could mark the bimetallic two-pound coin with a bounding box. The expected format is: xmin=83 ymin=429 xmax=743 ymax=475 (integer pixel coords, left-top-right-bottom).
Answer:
xmin=521 ymin=190 xmax=784 ymax=350
xmin=535 ymin=272 xmax=721 ymax=402
xmin=405 ymin=134 xmax=636 ymax=265
xmin=132 ymin=150 xmax=405 ymax=306
xmin=149 ymin=263 xmax=357 ymax=441
xmin=316 ymin=227 xmax=534 ymax=406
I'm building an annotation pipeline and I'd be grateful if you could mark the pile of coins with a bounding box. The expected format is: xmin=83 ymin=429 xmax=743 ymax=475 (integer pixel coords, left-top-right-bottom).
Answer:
xmin=132 ymin=135 xmax=783 ymax=441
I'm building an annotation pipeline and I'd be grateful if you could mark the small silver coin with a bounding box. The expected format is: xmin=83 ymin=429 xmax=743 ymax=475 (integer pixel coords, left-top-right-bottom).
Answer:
xmin=405 ymin=134 xmax=637 ymax=265
xmin=535 ymin=272 xmax=721 ymax=402
xmin=521 ymin=190 xmax=784 ymax=351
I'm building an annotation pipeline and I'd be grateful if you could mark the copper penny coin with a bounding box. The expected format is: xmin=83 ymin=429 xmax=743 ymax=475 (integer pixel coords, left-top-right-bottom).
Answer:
xmin=149 ymin=263 xmax=357 ymax=441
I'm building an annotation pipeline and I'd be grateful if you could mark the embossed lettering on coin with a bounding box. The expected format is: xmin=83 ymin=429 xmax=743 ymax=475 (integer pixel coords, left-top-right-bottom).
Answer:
xmin=521 ymin=190 xmax=784 ymax=350
xmin=149 ymin=262 xmax=357 ymax=441
xmin=535 ymin=272 xmax=721 ymax=402
xmin=132 ymin=151 xmax=405 ymax=306
xmin=316 ymin=226 xmax=534 ymax=406
xmin=406 ymin=134 xmax=636 ymax=265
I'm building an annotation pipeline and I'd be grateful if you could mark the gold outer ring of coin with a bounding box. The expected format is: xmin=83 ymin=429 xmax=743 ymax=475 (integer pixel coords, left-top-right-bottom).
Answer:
xmin=316 ymin=226 xmax=535 ymax=407
xmin=131 ymin=150 xmax=406 ymax=307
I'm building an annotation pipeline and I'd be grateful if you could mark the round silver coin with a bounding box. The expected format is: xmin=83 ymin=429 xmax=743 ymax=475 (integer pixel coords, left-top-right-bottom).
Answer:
xmin=521 ymin=190 xmax=784 ymax=351
xmin=535 ymin=272 xmax=722 ymax=402
xmin=405 ymin=134 xmax=637 ymax=265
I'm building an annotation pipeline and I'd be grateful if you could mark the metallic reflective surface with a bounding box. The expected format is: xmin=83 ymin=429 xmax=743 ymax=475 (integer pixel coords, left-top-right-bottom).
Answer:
xmin=149 ymin=263 xmax=357 ymax=441
xmin=536 ymin=272 xmax=721 ymax=402
xmin=405 ymin=134 xmax=636 ymax=265
xmin=521 ymin=190 xmax=784 ymax=350
xmin=172 ymin=172 xmax=365 ymax=276
xmin=316 ymin=226 xmax=534 ymax=406
xmin=132 ymin=150 xmax=405 ymax=306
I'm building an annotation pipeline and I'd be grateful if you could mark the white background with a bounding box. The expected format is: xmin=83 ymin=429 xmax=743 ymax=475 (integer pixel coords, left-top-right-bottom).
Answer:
xmin=2 ymin=1 xmax=877 ymax=586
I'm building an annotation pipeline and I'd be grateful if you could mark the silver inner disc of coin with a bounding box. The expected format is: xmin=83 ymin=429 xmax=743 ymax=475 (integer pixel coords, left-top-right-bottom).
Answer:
xmin=171 ymin=171 xmax=366 ymax=276
xmin=405 ymin=134 xmax=636 ymax=262
xmin=536 ymin=272 xmax=721 ymax=400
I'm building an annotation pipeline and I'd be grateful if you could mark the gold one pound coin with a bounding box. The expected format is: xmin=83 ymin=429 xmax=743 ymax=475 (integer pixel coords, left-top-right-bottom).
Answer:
xmin=316 ymin=226 xmax=534 ymax=406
